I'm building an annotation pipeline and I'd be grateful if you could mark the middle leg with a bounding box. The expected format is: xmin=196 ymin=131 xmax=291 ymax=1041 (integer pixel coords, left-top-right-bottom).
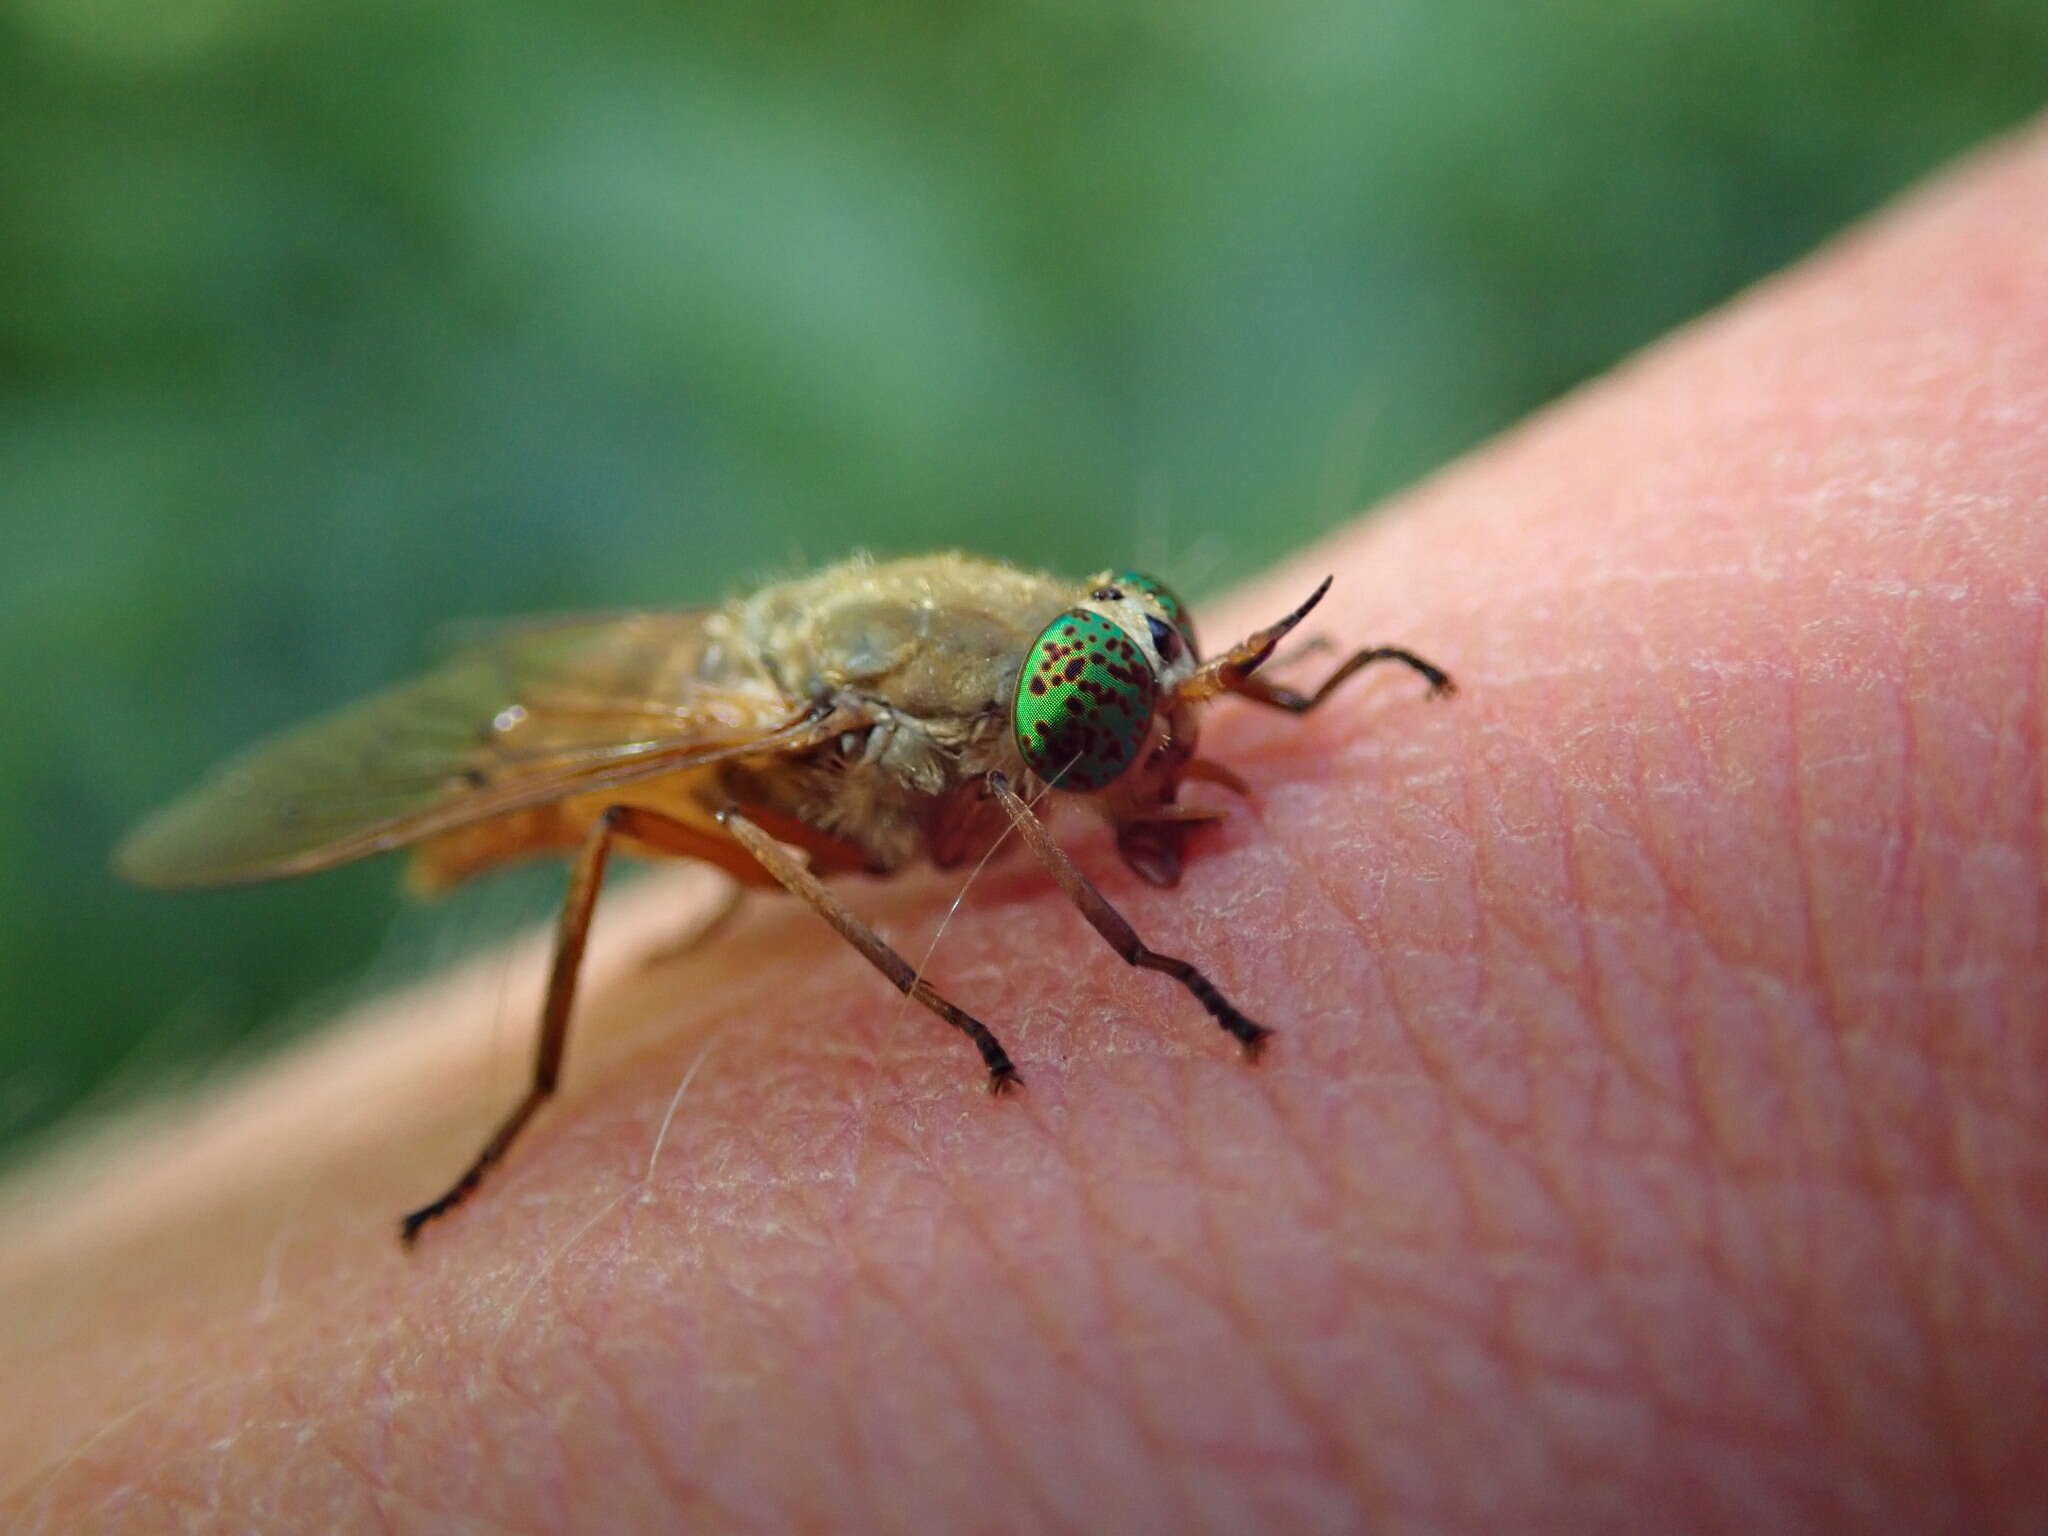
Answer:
xmin=714 ymin=806 xmax=1022 ymax=1092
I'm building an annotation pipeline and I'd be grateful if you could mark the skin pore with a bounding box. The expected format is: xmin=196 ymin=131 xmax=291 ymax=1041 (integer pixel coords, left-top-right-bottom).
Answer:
xmin=4 ymin=120 xmax=2047 ymax=1534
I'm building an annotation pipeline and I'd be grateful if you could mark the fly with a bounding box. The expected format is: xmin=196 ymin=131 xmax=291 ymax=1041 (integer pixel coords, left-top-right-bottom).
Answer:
xmin=115 ymin=552 xmax=1455 ymax=1243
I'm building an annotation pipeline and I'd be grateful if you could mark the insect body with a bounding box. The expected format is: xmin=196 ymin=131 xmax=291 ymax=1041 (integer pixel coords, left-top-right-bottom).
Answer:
xmin=117 ymin=552 xmax=1454 ymax=1243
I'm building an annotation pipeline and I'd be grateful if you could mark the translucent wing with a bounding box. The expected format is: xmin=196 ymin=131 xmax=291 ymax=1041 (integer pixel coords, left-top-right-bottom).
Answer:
xmin=117 ymin=611 xmax=844 ymax=887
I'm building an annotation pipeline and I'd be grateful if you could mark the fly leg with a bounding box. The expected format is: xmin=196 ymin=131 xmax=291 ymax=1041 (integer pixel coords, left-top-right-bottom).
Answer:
xmin=401 ymin=804 xmax=801 ymax=1246
xmin=714 ymin=807 xmax=1022 ymax=1093
xmin=1171 ymin=575 xmax=1454 ymax=709
xmin=1230 ymin=646 xmax=1455 ymax=712
xmin=985 ymin=772 xmax=1272 ymax=1061
xmin=402 ymin=807 xmax=624 ymax=1245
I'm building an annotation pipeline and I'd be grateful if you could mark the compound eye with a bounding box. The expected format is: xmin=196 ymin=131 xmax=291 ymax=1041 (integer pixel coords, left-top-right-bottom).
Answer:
xmin=1145 ymin=614 xmax=1180 ymax=663
xmin=1108 ymin=569 xmax=1197 ymax=658
xmin=1107 ymin=570 xmax=1185 ymax=627
xmin=1013 ymin=609 xmax=1159 ymax=791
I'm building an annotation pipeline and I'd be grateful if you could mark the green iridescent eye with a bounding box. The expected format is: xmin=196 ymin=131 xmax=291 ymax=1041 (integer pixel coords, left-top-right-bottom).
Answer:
xmin=1013 ymin=609 xmax=1158 ymax=790
xmin=1104 ymin=569 xmax=1197 ymax=659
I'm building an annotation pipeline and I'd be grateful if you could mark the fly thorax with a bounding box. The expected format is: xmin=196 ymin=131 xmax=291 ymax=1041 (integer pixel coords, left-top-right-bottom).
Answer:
xmin=855 ymin=708 xmax=954 ymax=796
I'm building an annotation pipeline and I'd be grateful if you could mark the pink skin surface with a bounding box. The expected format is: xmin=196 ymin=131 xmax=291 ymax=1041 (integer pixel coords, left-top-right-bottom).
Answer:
xmin=4 ymin=120 xmax=2046 ymax=1534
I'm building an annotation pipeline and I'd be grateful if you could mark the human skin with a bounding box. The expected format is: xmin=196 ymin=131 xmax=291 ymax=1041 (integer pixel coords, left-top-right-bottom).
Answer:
xmin=5 ymin=124 xmax=2047 ymax=1536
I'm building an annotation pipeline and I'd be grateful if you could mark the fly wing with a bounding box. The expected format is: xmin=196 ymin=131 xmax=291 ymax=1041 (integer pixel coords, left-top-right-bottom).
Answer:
xmin=117 ymin=611 xmax=843 ymax=887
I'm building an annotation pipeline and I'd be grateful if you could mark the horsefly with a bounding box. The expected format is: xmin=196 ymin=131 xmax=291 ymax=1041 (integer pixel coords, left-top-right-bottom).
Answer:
xmin=117 ymin=552 xmax=1454 ymax=1243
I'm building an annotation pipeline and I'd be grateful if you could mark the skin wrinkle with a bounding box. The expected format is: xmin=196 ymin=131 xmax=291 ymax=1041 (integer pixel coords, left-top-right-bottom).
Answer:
xmin=310 ymin=1428 xmax=541 ymax=1536
xmin=1262 ymin=797 xmax=1494 ymax=1186
xmin=980 ymin=1249 xmax=1180 ymax=1534
xmin=1506 ymin=763 xmax=1688 ymax=1450
xmin=1172 ymin=1090 xmax=1359 ymax=1523
xmin=392 ymin=1331 xmax=522 ymax=1528
xmin=1555 ymin=744 xmax=1696 ymax=1144
xmin=1622 ymin=637 xmax=1730 ymax=1139
xmin=1184 ymin=1063 xmax=1381 ymax=1504
xmin=12 ymin=1383 xmax=194 ymax=1524
xmin=1058 ymin=1066 xmax=1260 ymax=1534
xmin=1880 ymin=558 xmax=2008 ymax=1502
xmin=1261 ymin=720 xmax=1712 ymax=1515
xmin=1858 ymin=519 xmax=2020 ymax=1510
xmin=1020 ymin=1138 xmax=1195 ymax=1532
xmin=1618 ymin=667 xmax=1821 ymax=1449
xmin=563 ymin=1055 xmax=734 ymax=1525
xmin=490 ymin=1190 xmax=626 ymax=1353
xmin=1162 ymin=1112 xmax=1335 ymax=1499
xmin=1760 ymin=627 xmax=1933 ymax=1509
xmin=822 ymin=1079 xmax=1058 ymax=1532
xmin=1720 ymin=1170 xmax=1836 ymax=1453
xmin=1032 ymin=1050 xmax=1278 ymax=1531
xmin=574 ymin=1270 xmax=721 ymax=1530
xmin=1478 ymin=741 xmax=1692 ymax=1176
xmin=1867 ymin=595 xmax=1985 ymax=1521
xmin=2028 ymin=599 xmax=2047 ymax=1036
xmin=1275 ymin=789 xmax=1500 ymax=1153
xmin=1917 ymin=585 xmax=2046 ymax=1316
xmin=1254 ymin=783 xmax=1637 ymax=1523
xmin=1451 ymin=688 xmax=1515 ymax=1334
xmin=937 ymin=1166 xmax=1150 ymax=1535
xmin=1011 ymin=1075 xmax=1318 ymax=1528
xmin=521 ymin=1221 xmax=704 ymax=1525
xmin=461 ymin=1248 xmax=597 ymax=1530
xmin=1770 ymin=662 xmax=1879 ymax=1473
xmin=267 ymin=1358 xmax=401 ymax=1536
xmin=1528 ymin=710 xmax=1694 ymax=1129
xmin=833 ymin=1122 xmax=1074 ymax=1532
xmin=1993 ymin=594 xmax=2048 ymax=1337
xmin=353 ymin=1346 xmax=424 ymax=1536
xmin=1446 ymin=1126 xmax=1616 ymax=1512
xmin=608 ymin=1275 xmax=755 ymax=1535
xmin=576 ymin=1260 xmax=709 ymax=1530
xmin=691 ymin=1072 xmax=881 ymax=1533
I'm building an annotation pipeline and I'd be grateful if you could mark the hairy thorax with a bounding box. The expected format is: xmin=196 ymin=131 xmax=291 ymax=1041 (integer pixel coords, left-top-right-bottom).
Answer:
xmin=714 ymin=553 xmax=1075 ymax=871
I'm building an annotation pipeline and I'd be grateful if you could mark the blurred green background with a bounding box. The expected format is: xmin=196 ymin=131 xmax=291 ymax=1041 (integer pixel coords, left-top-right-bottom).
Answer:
xmin=5 ymin=0 xmax=2046 ymax=1158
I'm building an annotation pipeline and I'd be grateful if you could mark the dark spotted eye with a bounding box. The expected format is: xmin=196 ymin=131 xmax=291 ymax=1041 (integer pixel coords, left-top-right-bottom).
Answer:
xmin=1109 ymin=570 xmax=1197 ymax=660
xmin=1145 ymin=614 xmax=1180 ymax=662
xmin=1013 ymin=609 xmax=1158 ymax=791
xmin=1090 ymin=585 xmax=1124 ymax=602
xmin=1106 ymin=571 xmax=1183 ymax=625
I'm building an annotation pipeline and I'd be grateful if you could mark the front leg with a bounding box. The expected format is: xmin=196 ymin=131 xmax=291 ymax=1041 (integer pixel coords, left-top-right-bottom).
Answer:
xmin=1230 ymin=645 xmax=1455 ymax=713
xmin=1169 ymin=575 xmax=1454 ymax=712
xmin=985 ymin=772 xmax=1271 ymax=1060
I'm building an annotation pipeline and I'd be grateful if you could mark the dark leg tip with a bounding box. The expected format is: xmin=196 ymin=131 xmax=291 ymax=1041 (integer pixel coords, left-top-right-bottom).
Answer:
xmin=1429 ymin=675 xmax=1458 ymax=700
xmin=399 ymin=1195 xmax=455 ymax=1248
xmin=1237 ymin=1023 xmax=1276 ymax=1064
xmin=988 ymin=1062 xmax=1025 ymax=1096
